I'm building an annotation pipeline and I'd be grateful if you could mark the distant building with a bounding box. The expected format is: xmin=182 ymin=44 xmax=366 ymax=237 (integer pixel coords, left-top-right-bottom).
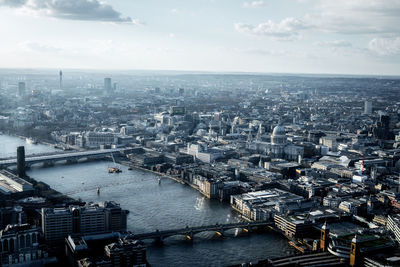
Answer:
xmin=169 ymin=106 xmax=185 ymax=116
xmin=247 ymin=125 xmax=304 ymax=161
xmin=18 ymin=82 xmax=25 ymax=97
xmin=104 ymin=78 xmax=112 ymax=94
xmin=364 ymin=100 xmax=372 ymax=114
xmin=84 ymin=131 xmax=118 ymax=148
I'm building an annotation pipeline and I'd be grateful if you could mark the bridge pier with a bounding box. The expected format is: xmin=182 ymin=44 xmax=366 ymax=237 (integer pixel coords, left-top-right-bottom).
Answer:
xmin=154 ymin=236 xmax=163 ymax=245
xmin=66 ymin=159 xmax=78 ymax=164
xmin=215 ymin=227 xmax=224 ymax=238
xmin=185 ymin=231 xmax=194 ymax=241
xmin=42 ymin=161 xmax=55 ymax=167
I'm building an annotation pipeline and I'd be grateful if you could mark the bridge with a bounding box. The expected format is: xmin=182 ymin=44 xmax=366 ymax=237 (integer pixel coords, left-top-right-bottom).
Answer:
xmin=0 ymin=148 xmax=133 ymax=168
xmin=134 ymin=221 xmax=273 ymax=242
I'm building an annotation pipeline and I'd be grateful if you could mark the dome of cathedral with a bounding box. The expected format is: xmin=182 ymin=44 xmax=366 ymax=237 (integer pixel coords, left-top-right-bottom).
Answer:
xmin=271 ymin=125 xmax=287 ymax=145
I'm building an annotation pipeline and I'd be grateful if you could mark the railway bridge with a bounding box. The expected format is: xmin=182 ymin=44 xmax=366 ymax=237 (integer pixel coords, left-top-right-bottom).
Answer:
xmin=0 ymin=148 xmax=133 ymax=168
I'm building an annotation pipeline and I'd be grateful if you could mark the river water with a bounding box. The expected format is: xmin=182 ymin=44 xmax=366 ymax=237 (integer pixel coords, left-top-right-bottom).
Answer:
xmin=0 ymin=134 xmax=295 ymax=266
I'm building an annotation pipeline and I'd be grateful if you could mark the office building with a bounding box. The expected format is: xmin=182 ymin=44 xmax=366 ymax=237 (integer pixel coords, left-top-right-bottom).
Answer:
xmin=0 ymin=224 xmax=56 ymax=266
xmin=41 ymin=202 xmax=127 ymax=242
xmin=18 ymin=82 xmax=25 ymax=97
xmin=364 ymin=100 xmax=372 ymax=114
xmin=105 ymin=238 xmax=147 ymax=267
xmin=104 ymin=78 xmax=112 ymax=94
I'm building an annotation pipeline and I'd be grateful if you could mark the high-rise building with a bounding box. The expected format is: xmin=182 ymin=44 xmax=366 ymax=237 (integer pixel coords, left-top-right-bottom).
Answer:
xmin=59 ymin=70 xmax=63 ymax=90
xmin=17 ymin=146 xmax=25 ymax=178
xmin=104 ymin=78 xmax=112 ymax=94
xmin=18 ymin=82 xmax=25 ymax=97
xmin=364 ymin=100 xmax=372 ymax=114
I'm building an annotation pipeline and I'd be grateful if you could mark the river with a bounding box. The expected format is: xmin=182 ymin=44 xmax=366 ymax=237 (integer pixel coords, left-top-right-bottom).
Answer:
xmin=0 ymin=134 xmax=295 ymax=266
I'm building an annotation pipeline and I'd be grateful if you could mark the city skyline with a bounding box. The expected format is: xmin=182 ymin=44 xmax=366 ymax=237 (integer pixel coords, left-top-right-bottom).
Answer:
xmin=0 ymin=0 xmax=400 ymax=75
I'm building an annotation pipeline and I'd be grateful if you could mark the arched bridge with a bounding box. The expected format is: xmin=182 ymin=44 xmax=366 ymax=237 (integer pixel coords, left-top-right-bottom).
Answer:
xmin=134 ymin=221 xmax=273 ymax=242
xmin=0 ymin=148 xmax=133 ymax=168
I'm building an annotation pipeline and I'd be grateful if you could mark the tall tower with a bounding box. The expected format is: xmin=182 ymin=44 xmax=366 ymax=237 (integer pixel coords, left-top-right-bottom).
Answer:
xmin=17 ymin=146 xmax=26 ymax=177
xmin=364 ymin=100 xmax=372 ymax=114
xmin=349 ymin=234 xmax=359 ymax=267
xmin=18 ymin=82 xmax=26 ymax=97
xmin=59 ymin=70 xmax=63 ymax=90
xmin=104 ymin=78 xmax=112 ymax=94
xmin=320 ymin=222 xmax=329 ymax=252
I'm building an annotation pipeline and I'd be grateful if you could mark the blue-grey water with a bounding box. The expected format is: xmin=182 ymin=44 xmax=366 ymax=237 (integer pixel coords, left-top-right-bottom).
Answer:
xmin=0 ymin=134 xmax=294 ymax=266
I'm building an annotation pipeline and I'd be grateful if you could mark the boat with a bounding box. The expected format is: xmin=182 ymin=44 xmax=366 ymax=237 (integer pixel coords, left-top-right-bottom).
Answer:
xmin=97 ymin=187 xmax=100 ymax=195
xmin=108 ymin=153 xmax=122 ymax=173
xmin=26 ymin=137 xmax=38 ymax=145
xmin=108 ymin=167 xmax=122 ymax=173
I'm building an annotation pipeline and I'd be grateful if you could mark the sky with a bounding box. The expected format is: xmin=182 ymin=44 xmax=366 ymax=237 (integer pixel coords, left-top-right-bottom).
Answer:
xmin=0 ymin=0 xmax=399 ymax=75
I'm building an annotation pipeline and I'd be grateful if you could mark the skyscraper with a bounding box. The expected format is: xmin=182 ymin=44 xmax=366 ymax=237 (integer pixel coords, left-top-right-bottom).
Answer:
xmin=364 ymin=100 xmax=372 ymax=114
xmin=18 ymin=82 xmax=25 ymax=97
xmin=59 ymin=70 xmax=63 ymax=90
xmin=104 ymin=77 xmax=112 ymax=94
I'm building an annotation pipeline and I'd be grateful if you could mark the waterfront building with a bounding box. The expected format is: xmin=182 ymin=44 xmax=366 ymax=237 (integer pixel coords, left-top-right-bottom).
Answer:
xmin=84 ymin=131 xmax=118 ymax=148
xmin=42 ymin=202 xmax=127 ymax=242
xmin=186 ymin=143 xmax=224 ymax=163
xmin=105 ymin=238 xmax=147 ymax=267
xmin=230 ymin=189 xmax=304 ymax=221
xmin=0 ymin=170 xmax=33 ymax=196
xmin=66 ymin=232 xmax=146 ymax=267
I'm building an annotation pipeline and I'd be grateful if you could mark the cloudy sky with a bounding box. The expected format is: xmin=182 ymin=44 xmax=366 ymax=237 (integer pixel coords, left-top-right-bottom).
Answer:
xmin=0 ymin=0 xmax=399 ymax=75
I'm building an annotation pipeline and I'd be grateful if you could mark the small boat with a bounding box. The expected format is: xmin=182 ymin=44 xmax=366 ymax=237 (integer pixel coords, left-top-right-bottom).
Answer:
xmin=108 ymin=167 xmax=122 ymax=173
xmin=108 ymin=153 xmax=122 ymax=173
xmin=158 ymin=177 xmax=161 ymax=185
xmin=128 ymin=167 xmax=133 ymax=170
xmin=97 ymin=187 xmax=100 ymax=195
xmin=26 ymin=137 xmax=38 ymax=144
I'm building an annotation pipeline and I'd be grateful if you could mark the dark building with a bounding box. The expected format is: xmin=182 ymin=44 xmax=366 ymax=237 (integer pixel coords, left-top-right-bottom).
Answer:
xmin=17 ymin=146 xmax=25 ymax=178
xmin=105 ymin=238 xmax=146 ymax=267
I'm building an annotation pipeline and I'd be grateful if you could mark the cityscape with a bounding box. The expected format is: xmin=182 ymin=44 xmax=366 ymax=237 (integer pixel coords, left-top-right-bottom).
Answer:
xmin=1 ymin=1 xmax=400 ymax=267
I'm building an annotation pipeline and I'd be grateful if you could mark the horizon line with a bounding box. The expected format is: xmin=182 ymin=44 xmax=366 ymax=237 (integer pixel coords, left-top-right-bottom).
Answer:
xmin=0 ymin=67 xmax=399 ymax=79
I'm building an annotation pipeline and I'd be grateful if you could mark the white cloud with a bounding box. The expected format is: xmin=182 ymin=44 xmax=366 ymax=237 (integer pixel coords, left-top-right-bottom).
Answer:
xmin=235 ymin=17 xmax=311 ymax=40
xmin=0 ymin=0 xmax=140 ymax=24
xmin=243 ymin=0 xmax=264 ymax=8
xmin=18 ymin=41 xmax=63 ymax=53
xmin=308 ymin=0 xmax=400 ymax=34
xmin=368 ymin=37 xmax=400 ymax=56
xmin=315 ymin=40 xmax=352 ymax=48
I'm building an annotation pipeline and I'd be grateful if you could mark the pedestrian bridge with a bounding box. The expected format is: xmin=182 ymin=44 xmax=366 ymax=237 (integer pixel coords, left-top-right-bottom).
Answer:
xmin=0 ymin=148 xmax=132 ymax=168
xmin=134 ymin=221 xmax=273 ymax=242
